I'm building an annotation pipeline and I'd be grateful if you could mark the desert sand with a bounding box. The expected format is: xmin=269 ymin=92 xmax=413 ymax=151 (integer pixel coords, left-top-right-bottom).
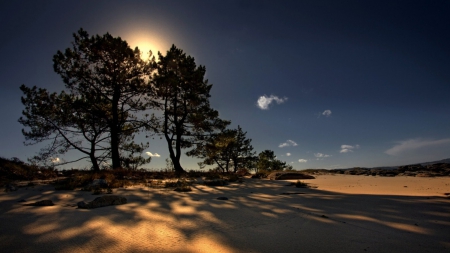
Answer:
xmin=1 ymin=175 xmax=449 ymax=253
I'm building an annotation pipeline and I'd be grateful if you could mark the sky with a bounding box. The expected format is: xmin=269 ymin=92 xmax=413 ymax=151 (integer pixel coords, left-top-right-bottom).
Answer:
xmin=1 ymin=0 xmax=449 ymax=170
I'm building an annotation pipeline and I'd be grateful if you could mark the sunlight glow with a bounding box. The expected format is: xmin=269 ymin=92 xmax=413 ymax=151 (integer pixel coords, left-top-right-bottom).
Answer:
xmin=123 ymin=32 xmax=168 ymax=61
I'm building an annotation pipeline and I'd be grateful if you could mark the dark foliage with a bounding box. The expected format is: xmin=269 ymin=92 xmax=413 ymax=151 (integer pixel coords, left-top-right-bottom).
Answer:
xmin=153 ymin=45 xmax=229 ymax=173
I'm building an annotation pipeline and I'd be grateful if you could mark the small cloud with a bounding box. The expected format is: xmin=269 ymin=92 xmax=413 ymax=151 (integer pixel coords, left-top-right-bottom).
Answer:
xmin=322 ymin=110 xmax=332 ymax=117
xmin=257 ymin=95 xmax=288 ymax=110
xmin=279 ymin=140 xmax=298 ymax=148
xmin=314 ymin=153 xmax=331 ymax=158
xmin=146 ymin=152 xmax=161 ymax=157
xmin=51 ymin=157 xmax=60 ymax=163
xmin=298 ymin=159 xmax=308 ymax=163
xmin=340 ymin=144 xmax=360 ymax=153
xmin=385 ymin=138 xmax=450 ymax=156
xmin=286 ymin=153 xmax=291 ymax=156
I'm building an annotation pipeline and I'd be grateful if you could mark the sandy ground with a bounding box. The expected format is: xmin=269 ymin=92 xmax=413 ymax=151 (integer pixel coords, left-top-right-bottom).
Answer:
xmin=0 ymin=175 xmax=449 ymax=253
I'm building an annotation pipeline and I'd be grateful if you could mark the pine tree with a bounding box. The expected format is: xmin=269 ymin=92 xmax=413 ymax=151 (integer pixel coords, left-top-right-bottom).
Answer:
xmin=153 ymin=45 xmax=229 ymax=173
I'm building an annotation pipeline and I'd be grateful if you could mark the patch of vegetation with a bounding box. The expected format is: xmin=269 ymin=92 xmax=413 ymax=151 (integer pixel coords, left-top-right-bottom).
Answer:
xmin=236 ymin=168 xmax=251 ymax=177
xmin=164 ymin=178 xmax=192 ymax=192
xmin=0 ymin=157 xmax=57 ymax=185
xmin=204 ymin=179 xmax=228 ymax=186
xmin=251 ymin=169 xmax=271 ymax=179
xmin=294 ymin=180 xmax=308 ymax=188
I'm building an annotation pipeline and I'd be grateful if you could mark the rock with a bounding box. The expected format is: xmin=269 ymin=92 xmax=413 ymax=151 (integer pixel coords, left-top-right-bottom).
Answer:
xmin=77 ymin=195 xmax=127 ymax=209
xmin=25 ymin=200 xmax=54 ymax=206
xmin=92 ymin=179 xmax=108 ymax=187
xmin=82 ymin=179 xmax=108 ymax=191
xmin=4 ymin=183 xmax=18 ymax=192
xmin=217 ymin=197 xmax=228 ymax=200
xmin=77 ymin=201 xmax=89 ymax=209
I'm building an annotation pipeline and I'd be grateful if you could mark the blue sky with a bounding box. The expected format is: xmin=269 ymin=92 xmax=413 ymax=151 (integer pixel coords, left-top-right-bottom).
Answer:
xmin=1 ymin=0 xmax=449 ymax=170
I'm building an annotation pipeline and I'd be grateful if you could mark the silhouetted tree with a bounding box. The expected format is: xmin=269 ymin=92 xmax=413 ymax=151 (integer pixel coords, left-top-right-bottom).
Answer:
xmin=230 ymin=126 xmax=256 ymax=172
xmin=192 ymin=126 xmax=255 ymax=173
xmin=255 ymin=149 xmax=287 ymax=172
xmin=53 ymin=28 xmax=156 ymax=169
xmin=153 ymin=45 xmax=229 ymax=173
xmin=20 ymin=29 xmax=155 ymax=170
xmin=192 ymin=129 xmax=236 ymax=172
xmin=19 ymin=85 xmax=110 ymax=170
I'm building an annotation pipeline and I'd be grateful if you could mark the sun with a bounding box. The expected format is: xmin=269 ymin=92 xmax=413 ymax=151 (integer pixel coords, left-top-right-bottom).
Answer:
xmin=124 ymin=33 xmax=166 ymax=61
xmin=135 ymin=41 xmax=158 ymax=60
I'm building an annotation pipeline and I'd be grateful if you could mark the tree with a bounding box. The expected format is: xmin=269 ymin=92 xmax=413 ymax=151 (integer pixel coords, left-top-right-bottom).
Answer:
xmin=255 ymin=150 xmax=288 ymax=172
xmin=229 ymin=126 xmax=256 ymax=172
xmin=52 ymin=28 xmax=155 ymax=169
xmin=19 ymin=85 xmax=110 ymax=170
xmin=192 ymin=129 xmax=236 ymax=172
xmin=192 ymin=126 xmax=255 ymax=173
xmin=20 ymin=29 xmax=155 ymax=170
xmin=153 ymin=45 xmax=229 ymax=173
xmin=120 ymin=141 xmax=151 ymax=170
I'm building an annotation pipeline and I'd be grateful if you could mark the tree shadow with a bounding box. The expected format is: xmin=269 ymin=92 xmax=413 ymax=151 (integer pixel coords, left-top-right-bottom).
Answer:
xmin=0 ymin=179 xmax=449 ymax=252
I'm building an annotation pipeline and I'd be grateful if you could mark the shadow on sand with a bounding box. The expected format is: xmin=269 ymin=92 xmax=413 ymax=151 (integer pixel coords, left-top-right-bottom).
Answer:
xmin=0 ymin=179 xmax=449 ymax=252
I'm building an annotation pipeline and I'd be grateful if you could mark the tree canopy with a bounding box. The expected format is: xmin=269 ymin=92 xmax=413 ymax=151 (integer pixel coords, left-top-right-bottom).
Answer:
xmin=20 ymin=29 xmax=155 ymax=170
xmin=191 ymin=125 xmax=255 ymax=173
xmin=153 ymin=45 xmax=229 ymax=173
xmin=19 ymin=85 xmax=111 ymax=170
xmin=19 ymin=29 xmax=296 ymax=173
xmin=255 ymin=150 xmax=289 ymax=172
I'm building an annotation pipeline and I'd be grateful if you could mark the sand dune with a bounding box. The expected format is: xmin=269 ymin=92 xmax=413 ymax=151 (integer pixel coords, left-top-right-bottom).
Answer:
xmin=1 ymin=175 xmax=449 ymax=252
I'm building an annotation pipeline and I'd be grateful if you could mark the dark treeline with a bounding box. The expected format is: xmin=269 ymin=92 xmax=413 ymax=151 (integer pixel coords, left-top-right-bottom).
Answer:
xmin=19 ymin=29 xmax=292 ymax=173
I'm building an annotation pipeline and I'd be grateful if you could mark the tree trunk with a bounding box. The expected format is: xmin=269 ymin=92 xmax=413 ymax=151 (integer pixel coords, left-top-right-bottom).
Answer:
xmin=165 ymin=134 xmax=185 ymax=174
xmin=111 ymin=88 xmax=121 ymax=169
xmin=171 ymin=156 xmax=185 ymax=174
xmin=90 ymin=138 xmax=100 ymax=171
xmin=90 ymin=154 xmax=100 ymax=171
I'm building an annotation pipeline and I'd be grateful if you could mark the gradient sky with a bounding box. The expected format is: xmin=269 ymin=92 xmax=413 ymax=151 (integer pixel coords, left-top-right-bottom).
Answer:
xmin=1 ymin=0 xmax=449 ymax=170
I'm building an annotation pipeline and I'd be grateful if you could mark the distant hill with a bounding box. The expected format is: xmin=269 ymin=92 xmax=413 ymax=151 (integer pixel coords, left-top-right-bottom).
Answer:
xmin=420 ymin=158 xmax=450 ymax=166
xmin=324 ymin=158 xmax=450 ymax=177
xmin=331 ymin=158 xmax=450 ymax=171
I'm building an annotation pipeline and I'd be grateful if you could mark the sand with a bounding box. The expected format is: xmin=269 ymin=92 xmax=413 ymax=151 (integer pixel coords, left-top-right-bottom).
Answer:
xmin=0 ymin=175 xmax=449 ymax=253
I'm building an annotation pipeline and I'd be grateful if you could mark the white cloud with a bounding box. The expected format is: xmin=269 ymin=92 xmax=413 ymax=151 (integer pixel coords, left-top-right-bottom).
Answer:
xmin=279 ymin=140 xmax=298 ymax=148
xmin=286 ymin=153 xmax=291 ymax=156
xmin=340 ymin=144 xmax=360 ymax=153
xmin=257 ymin=95 xmax=288 ymax=110
xmin=385 ymin=138 xmax=450 ymax=156
xmin=322 ymin=110 xmax=332 ymax=117
xmin=146 ymin=152 xmax=161 ymax=157
xmin=298 ymin=159 xmax=308 ymax=163
xmin=314 ymin=153 xmax=331 ymax=158
xmin=51 ymin=157 xmax=60 ymax=163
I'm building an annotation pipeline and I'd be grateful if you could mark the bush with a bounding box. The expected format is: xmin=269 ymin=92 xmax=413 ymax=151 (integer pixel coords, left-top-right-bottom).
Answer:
xmin=204 ymin=171 xmax=222 ymax=180
xmin=226 ymin=173 xmax=243 ymax=183
xmin=236 ymin=168 xmax=251 ymax=177
xmin=165 ymin=178 xmax=192 ymax=192
xmin=0 ymin=157 xmax=57 ymax=184
xmin=294 ymin=180 xmax=308 ymax=188
xmin=252 ymin=169 xmax=270 ymax=179
xmin=204 ymin=179 xmax=228 ymax=186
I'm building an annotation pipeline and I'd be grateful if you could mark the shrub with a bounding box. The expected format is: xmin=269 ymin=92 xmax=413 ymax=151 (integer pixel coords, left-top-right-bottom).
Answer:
xmin=294 ymin=180 xmax=308 ymax=188
xmin=236 ymin=168 xmax=251 ymax=177
xmin=204 ymin=179 xmax=228 ymax=186
xmin=204 ymin=171 xmax=222 ymax=180
xmin=226 ymin=173 xmax=242 ymax=183
xmin=165 ymin=178 xmax=192 ymax=192
xmin=252 ymin=169 xmax=270 ymax=179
